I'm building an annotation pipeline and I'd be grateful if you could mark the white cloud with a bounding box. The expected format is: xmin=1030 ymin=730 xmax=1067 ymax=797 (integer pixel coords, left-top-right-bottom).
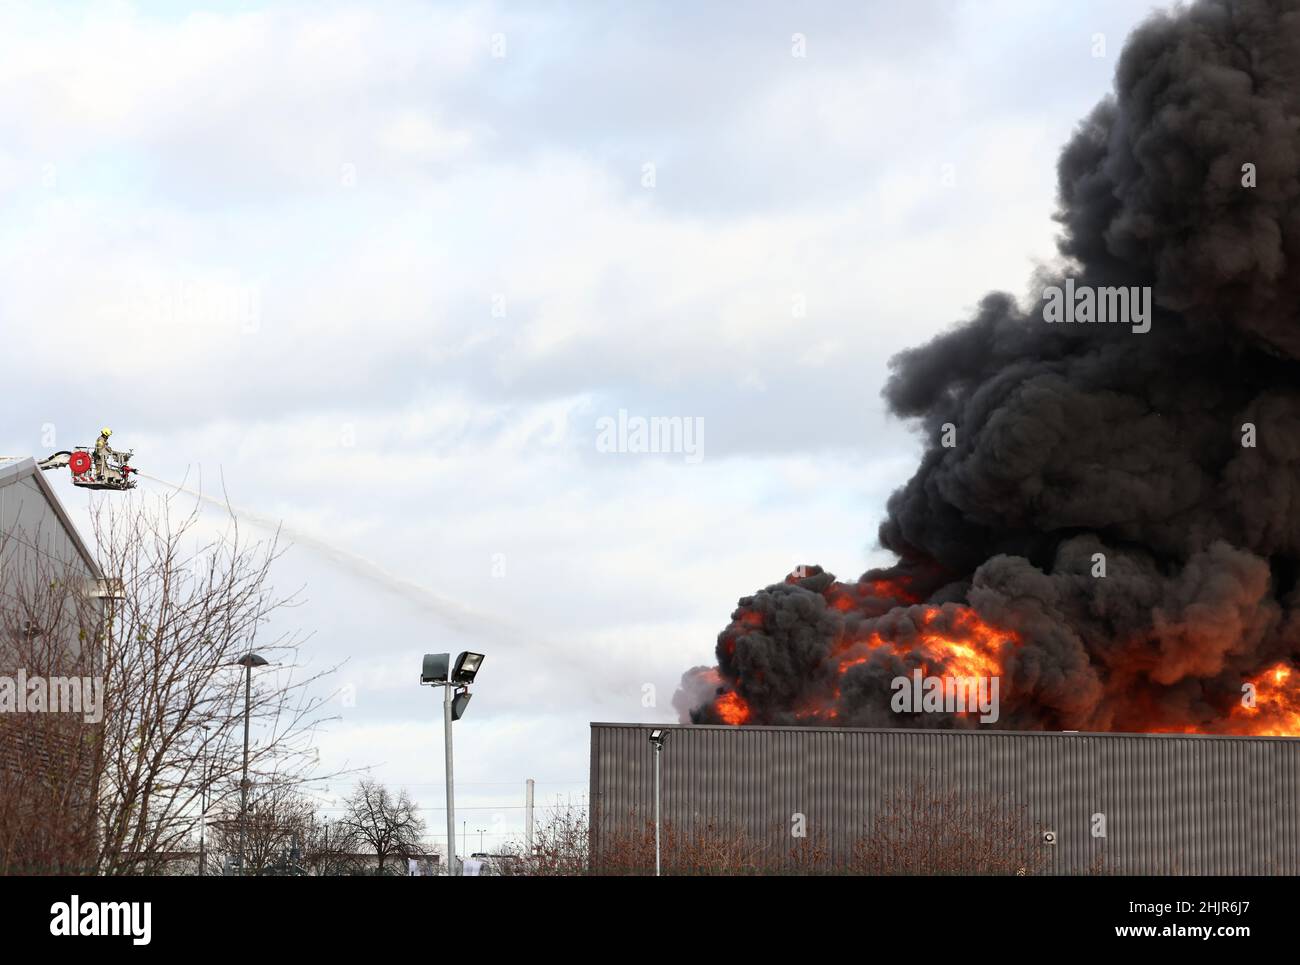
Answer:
xmin=0 ymin=0 xmax=1169 ymax=838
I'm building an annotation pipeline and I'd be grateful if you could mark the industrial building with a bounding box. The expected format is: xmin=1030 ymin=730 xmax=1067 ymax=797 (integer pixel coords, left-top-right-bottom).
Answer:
xmin=0 ymin=457 xmax=111 ymax=872
xmin=0 ymin=455 xmax=110 ymax=630
xmin=590 ymin=722 xmax=1300 ymax=874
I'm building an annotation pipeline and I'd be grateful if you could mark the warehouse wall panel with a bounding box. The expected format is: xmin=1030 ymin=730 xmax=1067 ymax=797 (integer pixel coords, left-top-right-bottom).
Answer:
xmin=590 ymin=723 xmax=1300 ymax=874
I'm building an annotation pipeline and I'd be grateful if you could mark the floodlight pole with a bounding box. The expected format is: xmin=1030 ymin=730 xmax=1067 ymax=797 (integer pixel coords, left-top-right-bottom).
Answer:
xmin=654 ymin=741 xmax=662 ymax=877
xmin=444 ymin=679 xmax=457 ymax=877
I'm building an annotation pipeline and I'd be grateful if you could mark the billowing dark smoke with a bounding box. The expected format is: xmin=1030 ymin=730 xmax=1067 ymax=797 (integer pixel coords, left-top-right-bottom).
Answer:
xmin=680 ymin=0 xmax=1300 ymax=734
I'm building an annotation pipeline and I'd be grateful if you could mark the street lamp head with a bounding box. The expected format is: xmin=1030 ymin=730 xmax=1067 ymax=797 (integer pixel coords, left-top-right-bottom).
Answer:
xmin=421 ymin=653 xmax=450 ymax=684
xmin=236 ymin=652 xmax=269 ymax=669
xmin=452 ymin=651 xmax=485 ymax=684
xmin=649 ymin=728 xmax=669 ymax=748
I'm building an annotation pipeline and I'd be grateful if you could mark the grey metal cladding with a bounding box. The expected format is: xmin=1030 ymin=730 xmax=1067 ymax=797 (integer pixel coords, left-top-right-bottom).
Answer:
xmin=589 ymin=723 xmax=1300 ymax=874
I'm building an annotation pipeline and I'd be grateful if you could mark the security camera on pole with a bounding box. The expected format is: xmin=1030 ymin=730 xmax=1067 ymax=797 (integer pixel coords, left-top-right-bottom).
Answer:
xmin=420 ymin=651 xmax=485 ymax=877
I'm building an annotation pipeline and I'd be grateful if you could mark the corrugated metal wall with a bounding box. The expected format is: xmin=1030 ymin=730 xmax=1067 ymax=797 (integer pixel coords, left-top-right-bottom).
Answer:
xmin=590 ymin=723 xmax=1300 ymax=873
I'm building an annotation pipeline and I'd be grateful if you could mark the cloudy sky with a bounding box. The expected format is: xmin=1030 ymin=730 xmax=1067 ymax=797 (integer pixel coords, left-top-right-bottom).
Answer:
xmin=0 ymin=0 xmax=1167 ymax=854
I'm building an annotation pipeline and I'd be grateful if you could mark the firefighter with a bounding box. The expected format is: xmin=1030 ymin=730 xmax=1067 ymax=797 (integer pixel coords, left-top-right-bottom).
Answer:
xmin=93 ymin=427 xmax=113 ymax=481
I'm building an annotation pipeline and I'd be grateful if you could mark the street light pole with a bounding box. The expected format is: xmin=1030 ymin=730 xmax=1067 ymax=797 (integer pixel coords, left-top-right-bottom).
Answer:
xmin=235 ymin=653 xmax=268 ymax=876
xmin=239 ymin=661 xmax=251 ymax=874
xmin=198 ymin=729 xmax=210 ymax=876
xmin=654 ymin=741 xmax=662 ymax=876
xmin=648 ymin=729 xmax=668 ymax=877
xmin=444 ymin=678 xmax=457 ymax=877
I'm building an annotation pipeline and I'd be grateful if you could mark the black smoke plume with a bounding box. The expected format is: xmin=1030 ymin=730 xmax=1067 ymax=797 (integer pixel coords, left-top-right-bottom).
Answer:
xmin=681 ymin=0 xmax=1300 ymax=733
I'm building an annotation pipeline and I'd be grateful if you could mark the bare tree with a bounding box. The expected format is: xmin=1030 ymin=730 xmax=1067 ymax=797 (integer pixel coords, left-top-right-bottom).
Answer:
xmin=0 ymin=483 xmax=345 ymax=875
xmin=849 ymin=781 xmax=1051 ymax=875
xmin=498 ymin=804 xmax=590 ymax=876
xmin=335 ymin=779 xmax=426 ymax=874
xmin=0 ymin=523 xmax=117 ymax=873
xmin=502 ymin=804 xmax=769 ymax=876
xmin=302 ymin=812 xmax=364 ymax=876
xmin=503 ymin=785 xmax=1048 ymax=876
xmin=206 ymin=776 xmax=317 ymax=875
xmin=83 ymin=489 xmax=346 ymax=874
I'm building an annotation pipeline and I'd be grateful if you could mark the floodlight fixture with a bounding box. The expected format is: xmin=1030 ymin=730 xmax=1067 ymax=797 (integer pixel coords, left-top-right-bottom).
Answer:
xmin=452 ymin=651 xmax=485 ymax=684
xmin=451 ymin=688 xmax=473 ymax=721
xmin=420 ymin=650 xmax=487 ymax=876
xmin=421 ymin=653 xmax=450 ymax=684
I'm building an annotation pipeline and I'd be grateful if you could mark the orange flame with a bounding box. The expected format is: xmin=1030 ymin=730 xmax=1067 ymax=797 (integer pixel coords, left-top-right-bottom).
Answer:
xmin=1227 ymin=663 xmax=1300 ymax=736
xmin=834 ymin=607 xmax=1012 ymax=675
xmin=710 ymin=570 xmax=1300 ymax=736
xmin=714 ymin=690 xmax=751 ymax=725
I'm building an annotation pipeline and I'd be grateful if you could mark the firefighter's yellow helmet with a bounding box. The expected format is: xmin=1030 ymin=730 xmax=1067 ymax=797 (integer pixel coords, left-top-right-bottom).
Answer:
xmin=100 ymin=427 xmax=112 ymax=437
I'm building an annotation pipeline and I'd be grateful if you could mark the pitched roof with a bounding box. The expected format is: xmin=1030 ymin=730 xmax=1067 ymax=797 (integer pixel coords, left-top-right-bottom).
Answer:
xmin=0 ymin=457 xmax=105 ymax=580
